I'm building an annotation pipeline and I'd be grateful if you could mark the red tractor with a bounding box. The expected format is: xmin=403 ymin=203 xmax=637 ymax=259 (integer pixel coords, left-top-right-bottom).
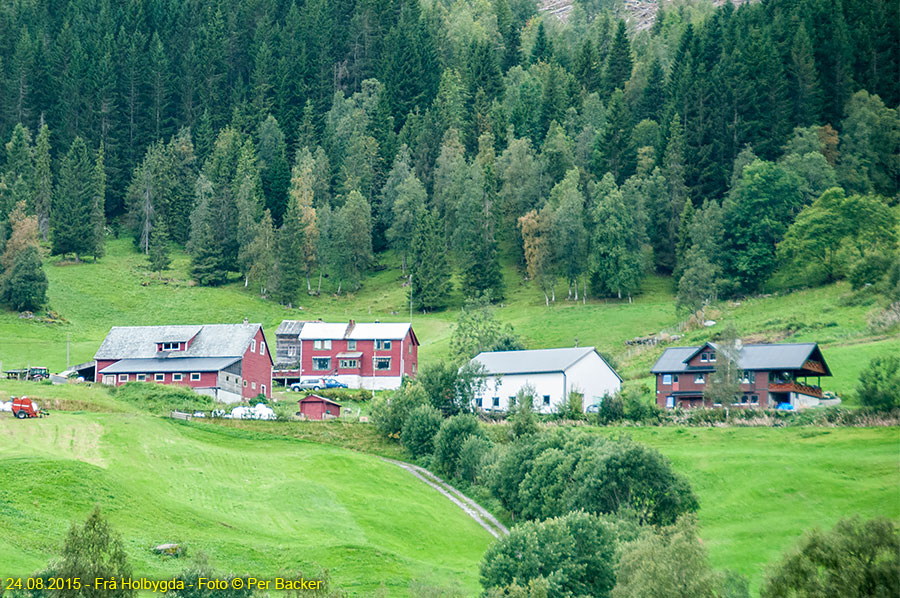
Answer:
xmin=11 ymin=396 xmax=48 ymax=419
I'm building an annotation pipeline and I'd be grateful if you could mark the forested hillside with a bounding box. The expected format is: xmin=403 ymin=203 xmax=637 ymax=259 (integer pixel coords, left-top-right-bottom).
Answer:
xmin=0 ymin=0 xmax=897 ymax=314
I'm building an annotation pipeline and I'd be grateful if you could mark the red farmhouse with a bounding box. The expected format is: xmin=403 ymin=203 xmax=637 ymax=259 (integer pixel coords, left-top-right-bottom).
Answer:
xmin=651 ymin=342 xmax=831 ymax=410
xmin=94 ymin=322 xmax=273 ymax=402
xmin=273 ymin=320 xmax=418 ymax=390
xmin=297 ymin=394 xmax=341 ymax=420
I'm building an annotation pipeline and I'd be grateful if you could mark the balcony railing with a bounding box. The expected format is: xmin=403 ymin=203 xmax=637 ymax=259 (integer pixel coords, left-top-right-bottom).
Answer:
xmin=768 ymin=381 xmax=823 ymax=398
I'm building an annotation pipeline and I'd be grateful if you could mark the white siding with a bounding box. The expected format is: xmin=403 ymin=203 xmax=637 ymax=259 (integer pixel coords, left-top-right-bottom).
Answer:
xmin=472 ymin=350 xmax=621 ymax=413
xmin=565 ymin=351 xmax=622 ymax=409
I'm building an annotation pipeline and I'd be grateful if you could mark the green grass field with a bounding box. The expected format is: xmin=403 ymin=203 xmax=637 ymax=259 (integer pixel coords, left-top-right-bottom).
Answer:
xmin=0 ymin=409 xmax=492 ymax=596
xmin=1 ymin=238 xmax=896 ymax=405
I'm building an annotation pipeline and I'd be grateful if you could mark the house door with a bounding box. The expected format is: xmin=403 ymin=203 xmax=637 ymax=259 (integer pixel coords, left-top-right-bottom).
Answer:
xmin=103 ymin=375 xmax=115 ymax=385
xmin=666 ymin=395 xmax=675 ymax=409
xmin=261 ymin=384 xmax=266 ymax=397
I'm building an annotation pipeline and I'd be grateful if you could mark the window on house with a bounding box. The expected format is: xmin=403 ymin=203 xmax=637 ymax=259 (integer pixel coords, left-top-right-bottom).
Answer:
xmin=347 ymin=340 xmax=356 ymax=351
xmin=251 ymin=339 xmax=256 ymax=352
xmin=288 ymin=345 xmax=297 ymax=357
xmin=695 ymin=373 xmax=705 ymax=384
xmin=475 ymin=397 xmax=483 ymax=408
xmin=376 ymin=340 xmax=392 ymax=350
xmin=118 ymin=374 xmax=129 ymax=382
xmin=190 ymin=372 xmax=201 ymax=381
xmin=339 ymin=359 xmax=359 ymax=369
xmin=136 ymin=374 xmax=146 ymax=381
xmin=492 ymin=396 xmax=500 ymax=407
xmin=700 ymin=352 xmax=709 ymax=362
xmin=409 ymin=344 xmax=412 ymax=354
xmin=751 ymin=395 xmax=759 ymax=404
xmin=160 ymin=342 xmax=180 ymax=351
xmin=674 ymin=374 xmax=679 ymax=383
xmin=662 ymin=374 xmax=673 ymax=385
xmin=313 ymin=340 xmax=332 ymax=350
xmin=155 ymin=373 xmax=165 ymax=382
xmin=374 ymin=357 xmax=391 ymax=370
xmin=261 ymin=384 xmax=266 ymax=395
xmin=543 ymin=395 xmax=551 ymax=406
xmin=173 ymin=373 xmax=183 ymax=382
xmin=741 ymin=371 xmax=756 ymax=385
xmin=313 ymin=357 xmax=331 ymax=371
xmin=243 ymin=380 xmax=247 ymax=387
xmin=260 ymin=343 xmax=265 ymax=355
xmin=251 ymin=382 xmax=256 ymax=390
xmin=708 ymin=351 xmax=716 ymax=362
xmin=666 ymin=396 xmax=675 ymax=408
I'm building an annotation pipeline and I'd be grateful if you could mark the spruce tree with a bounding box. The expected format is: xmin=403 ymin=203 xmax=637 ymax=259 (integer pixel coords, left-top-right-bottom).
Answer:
xmin=603 ymin=20 xmax=633 ymax=95
xmin=409 ymin=209 xmax=451 ymax=311
xmin=33 ymin=124 xmax=52 ymax=242
xmin=147 ymin=217 xmax=171 ymax=278
xmin=91 ymin=143 xmax=107 ymax=260
xmin=256 ymin=115 xmax=291 ymax=225
xmin=1 ymin=245 xmax=47 ymax=311
xmin=51 ymin=137 xmax=95 ymax=261
xmin=530 ymin=21 xmax=552 ymax=64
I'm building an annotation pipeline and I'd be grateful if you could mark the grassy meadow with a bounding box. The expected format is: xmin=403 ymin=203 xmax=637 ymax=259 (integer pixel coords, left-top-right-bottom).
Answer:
xmin=0 ymin=408 xmax=493 ymax=596
xmin=1 ymin=238 xmax=896 ymax=404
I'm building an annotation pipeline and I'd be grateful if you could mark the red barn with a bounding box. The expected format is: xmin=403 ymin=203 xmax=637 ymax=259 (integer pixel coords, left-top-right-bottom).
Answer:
xmin=297 ymin=394 xmax=341 ymax=420
xmin=273 ymin=320 xmax=418 ymax=390
xmin=94 ymin=322 xmax=273 ymax=402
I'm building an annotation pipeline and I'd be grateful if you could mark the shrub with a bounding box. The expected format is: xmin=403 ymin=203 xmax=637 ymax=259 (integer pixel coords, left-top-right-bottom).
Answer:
xmin=849 ymin=252 xmax=895 ymax=290
xmin=596 ymin=393 xmax=624 ymax=424
xmin=371 ymin=381 xmax=428 ymax=439
xmin=479 ymin=511 xmax=617 ymax=598
xmin=856 ymin=356 xmax=900 ymax=411
xmin=761 ymin=517 xmax=900 ymax=598
xmin=401 ymin=405 xmax=444 ymax=456
xmin=621 ymin=386 xmax=659 ymax=423
xmin=457 ymin=436 xmax=493 ymax=484
xmin=556 ymin=390 xmax=585 ymax=420
xmin=433 ymin=414 xmax=485 ymax=478
xmin=507 ymin=387 xmax=539 ymax=440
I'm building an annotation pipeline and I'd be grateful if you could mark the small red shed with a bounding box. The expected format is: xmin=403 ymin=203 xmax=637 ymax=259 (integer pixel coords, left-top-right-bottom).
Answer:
xmin=297 ymin=394 xmax=341 ymax=420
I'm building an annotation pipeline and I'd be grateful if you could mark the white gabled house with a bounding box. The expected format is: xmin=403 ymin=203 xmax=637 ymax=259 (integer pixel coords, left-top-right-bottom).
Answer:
xmin=469 ymin=346 xmax=622 ymax=413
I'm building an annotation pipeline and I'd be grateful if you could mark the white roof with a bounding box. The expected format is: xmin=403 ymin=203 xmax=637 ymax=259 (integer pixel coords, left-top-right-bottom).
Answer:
xmin=348 ymin=323 xmax=411 ymax=340
xmin=472 ymin=347 xmax=601 ymax=375
xmin=297 ymin=321 xmax=412 ymax=340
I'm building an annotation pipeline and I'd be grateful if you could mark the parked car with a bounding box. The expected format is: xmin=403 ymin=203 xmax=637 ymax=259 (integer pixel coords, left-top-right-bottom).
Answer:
xmin=585 ymin=404 xmax=600 ymax=414
xmin=290 ymin=378 xmax=348 ymax=391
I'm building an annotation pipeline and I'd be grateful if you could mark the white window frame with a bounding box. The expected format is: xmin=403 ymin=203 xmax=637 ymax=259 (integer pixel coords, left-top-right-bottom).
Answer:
xmin=251 ymin=381 xmax=256 ymax=390
xmin=288 ymin=345 xmax=297 ymax=356
xmin=376 ymin=340 xmax=392 ymax=350
xmin=260 ymin=342 xmax=265 ymax=356
xmin=662 ymin=374 xmax=672 ymax=385
xmin=155 ymin=373 xmax=165 ymax=382
xmin=136 ymin=373 xmax=146 ymax=382
xmin=347 ymin=340 xmax=356 ymax=351
xmin=118 ymin=374 xmax=129 ymax=382
xmin=190 ymin=372 xmax=201 ymax=381
xmin=708 ymin=351 xmax=716 ymax=362
xmin=172 ymin=373 xmax=183 ymax=382
xmin=339 ymin=359 xmax=359 ymax=369
xmin=374 ymin=356 xmax=391 ymax=371
xmin=251 ymin=339 xmax=256 ymax=352
xmin=695 ymin=373 xmax=705 ymax=384
xmin=312 ymin=357 xmax=332 ymax=371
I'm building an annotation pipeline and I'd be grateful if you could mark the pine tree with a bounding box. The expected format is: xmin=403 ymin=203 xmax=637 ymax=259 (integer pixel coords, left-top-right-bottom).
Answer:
xmin=33 ymin=124 xmax=52 ymax=242
xmin=189 ymin=175 xmax=229 ymax=286
xmin=52 ymin=137 xmax=95 ymax=261
xmin=453 ymin=163 xmax=504 ymax=299
xmin=530 ymin=21 xmax=552 ymax=64
xmin=409 ymin=209 xmax=451 ymax=311
xmin=593 ymin=90 xmax=634 ymax=183
xmin=147 ymin=217 xmax=171 ymax=278
xmin=789 ymin=24 xmax=822 ymax=127
xmin=638 ymin=58 xmax=666 ymax=123
xmin=4 ymin=124 xmax=34 ymax=216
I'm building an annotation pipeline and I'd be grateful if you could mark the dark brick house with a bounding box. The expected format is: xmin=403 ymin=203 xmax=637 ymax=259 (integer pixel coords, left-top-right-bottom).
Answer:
xmin=95 ymin=322 xmax=273 ymax=402
xmin=651 ymin=342 xmax=831 ymax=409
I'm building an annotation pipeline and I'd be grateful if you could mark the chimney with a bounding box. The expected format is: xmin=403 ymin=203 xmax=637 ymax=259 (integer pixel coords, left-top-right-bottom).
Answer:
xmin=243 ymin=317 xmax=249 ymax=325
xmin=349 ymin=319 xmax=355 ymax=327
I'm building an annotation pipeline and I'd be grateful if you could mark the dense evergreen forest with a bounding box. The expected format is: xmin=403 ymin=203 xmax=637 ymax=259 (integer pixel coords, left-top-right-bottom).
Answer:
xmin=0 ymin=0 xmax=897 ymax=312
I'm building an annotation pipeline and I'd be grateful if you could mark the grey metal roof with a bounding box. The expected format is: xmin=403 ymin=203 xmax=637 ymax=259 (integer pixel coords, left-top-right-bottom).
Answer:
xmin=651 ymin=343 xmax=824 ymax=374
xmin=471 ymin=346 xmax=598 ymax=375
xmin=276 ymin=320 xmax=307 ymax=336
xmin=94 ymin=323 xmax=262 ymax=360
xmin=98 ymin=357 xmax=240 ymax=374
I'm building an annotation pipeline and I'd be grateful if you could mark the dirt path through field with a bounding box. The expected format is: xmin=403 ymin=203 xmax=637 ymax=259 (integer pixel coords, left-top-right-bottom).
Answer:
xmin=381 ymin=457 xmax=509 ymax=539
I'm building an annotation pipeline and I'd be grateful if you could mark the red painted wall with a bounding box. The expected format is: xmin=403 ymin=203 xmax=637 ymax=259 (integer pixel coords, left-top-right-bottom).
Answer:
xmin=241 ymin=327 xmax=273 ymax=399
xmin=96 ymin=364 xmax=218 ymax=390
xmin=299 ymin=333 xmax=418 ymax=379
xmin=297 ymin=397 xmax=340 ymax=420
xmin=656 ymin=371 xmax=772 ymax=408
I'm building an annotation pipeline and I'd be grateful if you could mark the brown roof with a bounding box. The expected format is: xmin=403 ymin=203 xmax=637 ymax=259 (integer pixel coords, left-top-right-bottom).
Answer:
xmin=297 ymin=394 xmax=341 ymax=407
